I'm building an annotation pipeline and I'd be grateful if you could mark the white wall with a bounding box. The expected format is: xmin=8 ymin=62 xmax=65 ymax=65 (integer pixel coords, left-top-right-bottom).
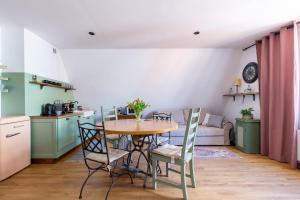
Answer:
xmin=0 ymin=21 xmax=24 ymax=72
xmin=222 ymin=47 xmax=260 ymax=123
xmin=24 ymin=29 xmax=69 ymax=82
xmin=0 ymin=21 xmax=70 ymax=116
xmin=0 ymin=26 xmax=2 ymax=115
xmin=61 ymin=49 xmax=242 ymax=116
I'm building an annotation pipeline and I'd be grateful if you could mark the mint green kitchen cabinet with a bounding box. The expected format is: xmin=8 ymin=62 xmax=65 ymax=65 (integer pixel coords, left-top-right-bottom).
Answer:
xmin=57 ymin=117 xmax=76 ymax=153
xmin=31 ymin=114 xmax=95 ymax=159
xmin=235 ymin=118 xmax=260 ymax=154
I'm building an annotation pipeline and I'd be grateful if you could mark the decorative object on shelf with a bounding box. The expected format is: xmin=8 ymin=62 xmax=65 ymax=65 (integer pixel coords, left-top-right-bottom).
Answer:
xmin=223 ymin=92 xmax=259 ymax=102
xmin=242 ymin=62 xmax=258 ymax=83
xmin=233 ymin=78 xmax=241 ymax=93
xmin=42 ymin=80 xmax=62 ymax=87
xmin=228 ymin=87 xmax=233 ymax=94
xmin=32 ymin=75 xmax=37 ymax=82
xmin=244 ymin=85 xmax=252 ymax=93
xmin=240 ymin=107 xmax=254 ymax=120
xmin=127 ymin=98 xmax=150 ymax=121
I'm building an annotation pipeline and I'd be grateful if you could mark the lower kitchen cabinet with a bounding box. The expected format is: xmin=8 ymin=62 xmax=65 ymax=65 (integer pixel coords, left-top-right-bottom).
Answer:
xmin=31 ymin=114 xmax=95 ymax=159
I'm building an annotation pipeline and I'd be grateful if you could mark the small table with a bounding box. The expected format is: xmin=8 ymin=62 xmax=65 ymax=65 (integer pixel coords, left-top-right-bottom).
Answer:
xmin=235 ymin=118 xmax=260 ymax=154
xmin=103 ymin=119 xmax=178 ymax=186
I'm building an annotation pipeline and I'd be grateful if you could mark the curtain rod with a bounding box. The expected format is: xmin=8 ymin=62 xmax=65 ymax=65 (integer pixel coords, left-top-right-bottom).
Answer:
xmin=242 ymin=21 xmax=300 ymax=51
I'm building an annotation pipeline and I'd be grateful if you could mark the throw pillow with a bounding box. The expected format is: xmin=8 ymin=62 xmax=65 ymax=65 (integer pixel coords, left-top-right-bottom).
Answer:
xmin=206 ymin=114 xmax=224 ymax=128
xmin=198 ymin=110 xmax=207 ymax=124
xmin=202 ymin=113 xmax=210 ymax=126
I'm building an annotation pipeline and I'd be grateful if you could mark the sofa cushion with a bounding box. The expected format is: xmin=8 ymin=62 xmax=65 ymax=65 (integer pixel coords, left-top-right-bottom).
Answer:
xmin=199 ymin=110 xmax=207 ymax=125
xmin=202 ymin=113 xmax=210 ymax=126
xmin=197 ymin=125 xmax=224 ymax=137
xmin=162 ymin=124 xmax=186 ymax=137
xmin=163 ymin=124 xmax=224 ymax=138
xmin=206 ymin=114 xmax=224 ymax=128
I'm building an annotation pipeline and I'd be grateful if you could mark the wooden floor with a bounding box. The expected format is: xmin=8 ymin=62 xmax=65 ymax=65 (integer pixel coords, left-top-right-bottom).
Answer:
xmin=0 ymin=147 xmax=300 ymax=200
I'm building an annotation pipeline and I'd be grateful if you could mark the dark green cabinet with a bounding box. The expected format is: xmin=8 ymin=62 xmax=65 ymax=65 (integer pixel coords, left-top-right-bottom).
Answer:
xmin=31 ymin=114 xmax=95 ymax=159
xmin=235 ymin=118 xmax=260 ymax=154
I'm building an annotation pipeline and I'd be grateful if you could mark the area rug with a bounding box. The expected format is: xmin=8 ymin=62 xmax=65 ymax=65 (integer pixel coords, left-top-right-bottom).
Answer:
xmin=194 ymin=146 xmax=241 ymax=160
xmin=65 ymin=146 xmax=240 ymax=162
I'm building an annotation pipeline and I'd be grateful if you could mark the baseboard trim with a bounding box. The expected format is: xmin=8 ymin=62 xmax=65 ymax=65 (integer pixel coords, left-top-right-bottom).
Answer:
xmin=31 ymin=144 xmax=81 ymax=164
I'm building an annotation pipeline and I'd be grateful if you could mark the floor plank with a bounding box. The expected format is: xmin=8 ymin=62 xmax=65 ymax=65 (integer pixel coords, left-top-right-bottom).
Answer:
xmin=0 ymin=147 xmax=300 ymax=200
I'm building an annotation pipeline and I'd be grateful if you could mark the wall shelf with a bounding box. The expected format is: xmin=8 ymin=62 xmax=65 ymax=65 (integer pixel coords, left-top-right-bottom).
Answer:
xmin=0 ymin=65 xmax=7 ymax=69
xmin=29 ymin=81 xmax=76 ymax=92
xmin=0 ymin=89 xmax=8 ymax=93
xmin=223 ymin=92 xmax=259 ymax=101
xmin=0 ymin=77 xmax=8 ymax=81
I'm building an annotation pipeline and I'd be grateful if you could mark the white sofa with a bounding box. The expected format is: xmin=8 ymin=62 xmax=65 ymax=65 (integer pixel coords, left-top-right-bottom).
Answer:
xmin=159 ymin=109 xmax=232 ymax=146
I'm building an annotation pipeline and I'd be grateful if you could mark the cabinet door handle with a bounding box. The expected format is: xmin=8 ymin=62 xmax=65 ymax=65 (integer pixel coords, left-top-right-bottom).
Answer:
xmin=13 ymin=125 xmax=24 ymax=128
xmin=66 ymin=118 xmax=70 ymax=120
xmin=6 ymin=132 xmax=21 ymax=138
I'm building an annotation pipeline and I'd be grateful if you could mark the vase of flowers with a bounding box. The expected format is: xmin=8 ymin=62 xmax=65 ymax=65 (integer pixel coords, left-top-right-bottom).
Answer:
xmin=240 ymin=107 xmax=254 ymax=120
xmin=127 ymin=98 xmax=150 ymax=121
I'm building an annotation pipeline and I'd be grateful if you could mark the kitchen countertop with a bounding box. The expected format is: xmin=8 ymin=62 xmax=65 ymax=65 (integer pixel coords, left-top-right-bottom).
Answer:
xmin=0 ymin=116 xmax=30 ymax=124
xmin=30 ymin=110 xmax=95 ymax=119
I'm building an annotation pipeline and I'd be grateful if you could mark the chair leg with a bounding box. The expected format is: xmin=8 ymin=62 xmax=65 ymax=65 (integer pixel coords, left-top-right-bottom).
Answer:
xmin=166 ymin=162 xmax=169 ymax=177
xmin=105 ymin=175 xmax=115 ymax=200
xmin=181 ymin=164 xmax=188 ymax=200
xmin=152 ymin=159 xmax=157 ymax=189
xmin=189 ymin=159 xmax=196 ymax=188
xmin=79 ymin=170 xmax=96 ymax=199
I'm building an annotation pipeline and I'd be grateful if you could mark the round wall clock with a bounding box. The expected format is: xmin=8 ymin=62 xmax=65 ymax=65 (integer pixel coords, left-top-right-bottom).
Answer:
xmin=242 ymin=62 xmax=258 ymax=83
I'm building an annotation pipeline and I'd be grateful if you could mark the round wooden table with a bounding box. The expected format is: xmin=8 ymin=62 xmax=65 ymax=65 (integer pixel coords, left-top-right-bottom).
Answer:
xmin=103 ymin=119 xmax=178 ymax=187
xmin=104 ymin=119 xmax=178 ymax=135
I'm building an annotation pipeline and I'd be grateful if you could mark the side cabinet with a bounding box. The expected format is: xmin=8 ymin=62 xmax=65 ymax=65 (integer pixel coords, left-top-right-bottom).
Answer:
xmin=235 ymin=118 xmax=260 ymax=154
xmin=31 ymin=114 xmax=96 ymax=159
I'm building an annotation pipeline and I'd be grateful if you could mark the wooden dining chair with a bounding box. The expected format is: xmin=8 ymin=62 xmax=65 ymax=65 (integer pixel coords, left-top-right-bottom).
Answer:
xmin=77 ymin=121 xmax=133 ymax=200
xmin=151 ymin=108 xmax=201 ymax=200
xmin=100 ymin=106 xmax=121 ymax=149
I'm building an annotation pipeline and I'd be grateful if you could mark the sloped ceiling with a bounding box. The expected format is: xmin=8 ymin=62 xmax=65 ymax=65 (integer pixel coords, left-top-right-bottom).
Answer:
xmin=1 ymin=0 xmax=300 ymax=48
xmin=61 ymin=49 xmax=242 ymax=114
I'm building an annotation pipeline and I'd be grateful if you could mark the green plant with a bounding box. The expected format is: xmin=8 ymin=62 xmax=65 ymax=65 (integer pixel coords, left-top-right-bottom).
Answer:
xmin=240 ymin=107 xmax=254 ymax=116
xmin=127 ymin=98 xmax=150 ymax=120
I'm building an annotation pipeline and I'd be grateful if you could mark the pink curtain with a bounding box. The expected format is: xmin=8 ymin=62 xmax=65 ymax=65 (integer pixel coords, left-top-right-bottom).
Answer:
xmin=256 ymin=26 xmax=297 ymax=168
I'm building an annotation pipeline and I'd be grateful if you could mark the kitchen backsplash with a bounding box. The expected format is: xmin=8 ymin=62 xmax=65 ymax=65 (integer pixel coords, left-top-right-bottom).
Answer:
xmin=1 ymin=72 xmax=75 ymax=116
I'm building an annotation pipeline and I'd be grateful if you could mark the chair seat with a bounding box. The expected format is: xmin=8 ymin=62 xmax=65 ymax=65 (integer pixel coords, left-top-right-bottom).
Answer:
xmin=152 ymin=144 xmax=182 ymax=159
xmin=86 ymin=148 xmax=129 ymax=164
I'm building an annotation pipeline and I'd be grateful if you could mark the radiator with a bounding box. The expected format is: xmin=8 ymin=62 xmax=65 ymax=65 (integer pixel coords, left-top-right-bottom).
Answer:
xmin=297 ymin=130 xmax=300 ymax=162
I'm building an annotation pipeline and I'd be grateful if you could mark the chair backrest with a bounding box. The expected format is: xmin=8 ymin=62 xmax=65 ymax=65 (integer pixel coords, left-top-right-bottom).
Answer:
xmin=181 ymin=108 xmax=201 ymax=160
xmin=152 ymin=112 xmax=172 ymax=121
xmin=77 ymin=121 xmax=110 ymax=164
xmin=101 ymin=106 xmax=118 ymax=122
